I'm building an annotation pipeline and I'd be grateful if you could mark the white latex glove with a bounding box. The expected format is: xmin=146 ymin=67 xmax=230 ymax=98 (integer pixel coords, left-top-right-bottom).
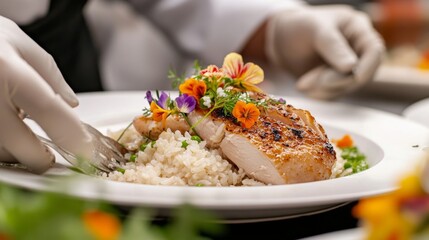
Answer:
xmin=0 ymin=16 xmax=92 ymax=173
xmin=266 ymin=5 xmax=385 ymax=99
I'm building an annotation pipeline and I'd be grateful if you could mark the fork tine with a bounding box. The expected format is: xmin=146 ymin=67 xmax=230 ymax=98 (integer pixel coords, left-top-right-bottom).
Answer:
xmin=37 ymin=135 xmax=104 ymax=173
xmin=24 ymin=116 xmax=127 ymax=174
xmin=82 ymin=123 xmax=128 ymax=164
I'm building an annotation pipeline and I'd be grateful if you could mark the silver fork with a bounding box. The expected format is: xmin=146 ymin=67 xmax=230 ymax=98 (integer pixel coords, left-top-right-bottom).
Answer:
xmin=37 ymin=123 xmax=128 ymax=174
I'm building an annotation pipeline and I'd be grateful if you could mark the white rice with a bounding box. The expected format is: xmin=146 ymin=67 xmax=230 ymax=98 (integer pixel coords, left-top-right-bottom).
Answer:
xmin=330 ymin=145 xmax=352 ymax=178
xmin=103 ymin=127 xmax=264 ymax=186
xmin=103 ymin=126 xmax=349 ymax=186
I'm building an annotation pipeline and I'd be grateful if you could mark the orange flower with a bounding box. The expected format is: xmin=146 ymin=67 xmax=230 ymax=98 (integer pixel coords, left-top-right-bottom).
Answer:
xmin=335 ymin=134 xmax=354 ymax=148
xmin=418 ymin=58 xmax=429 ymax=71
xmin=222 ymin=53 xmax=264 ymax=92
xmin=83 ymin=210 xmax=121 ymax=240
xmin=0 ymin=233 xmax=11 ymax=240
xmin=179 ymin=78 xmax=207 ymax=100
xmin=353 ymin=194 xmax=413 ymax=240
xmin=150 ymin=101 xmax=171 ymax=127
xmin=232 ymin=101 xmax=260 ymax=128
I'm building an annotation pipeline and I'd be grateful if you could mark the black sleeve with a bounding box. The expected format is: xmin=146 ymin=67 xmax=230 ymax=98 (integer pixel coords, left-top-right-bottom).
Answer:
xmin=19 ymin=0 xmax=103 ymax=93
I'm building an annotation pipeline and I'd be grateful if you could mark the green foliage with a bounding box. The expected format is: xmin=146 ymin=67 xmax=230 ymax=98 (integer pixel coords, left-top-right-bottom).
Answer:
xmin=341 ymin=146 xmax=369 ymax=173
xmin=164 ymin=204 xmax=223 ymax=240
xmin=169 ymin=69 xmax=186 ymax=90
xmin=0 ymin=182 xmax=221 ymax=240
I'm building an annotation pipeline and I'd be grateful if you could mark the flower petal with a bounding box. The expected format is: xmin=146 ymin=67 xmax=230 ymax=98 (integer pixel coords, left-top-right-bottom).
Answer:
xmin=83 ymin=210 xmax=121 ymax=240
xmin=175 ymin=94 xmax=196 ymax=113
xmin=222 ymin=52 xmax=244 ymax=79
xmin=157 ymin=91 xmax=169 ymax=109
xmin=222 ymin=52 xmax=264 ymax=92
xmin=232 ymin=101 xmax=260 ymax=128
xmin=145 ymin=91 xmax=153 ymax=104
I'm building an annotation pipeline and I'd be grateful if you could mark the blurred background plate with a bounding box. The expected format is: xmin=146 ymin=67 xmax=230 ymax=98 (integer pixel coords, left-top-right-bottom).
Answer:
xmin=403 ymin=97 xmax=429 ymax=129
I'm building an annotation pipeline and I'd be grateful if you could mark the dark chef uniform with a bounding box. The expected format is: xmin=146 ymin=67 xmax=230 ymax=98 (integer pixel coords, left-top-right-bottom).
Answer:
xmin=19 ymin=0 xmax=103 ymax=93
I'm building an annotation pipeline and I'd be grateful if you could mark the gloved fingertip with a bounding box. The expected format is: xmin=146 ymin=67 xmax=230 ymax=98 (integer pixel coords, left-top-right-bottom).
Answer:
xmin=338 ymin=55 xmax=358 ymax=73
xmin=0 ymin=147 xmax=18 ymax=163
xmin=28 ymin=146 xmax=55 ymax=174
xmin=296 ymin=66 xmax=324 ymax=91
xmin=61 ymin=91 xmax=79 ymax=108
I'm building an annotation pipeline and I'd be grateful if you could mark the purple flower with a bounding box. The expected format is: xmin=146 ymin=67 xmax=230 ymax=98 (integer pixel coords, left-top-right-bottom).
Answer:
xmin=278 ymin=98 xmax=286 ymax=104
xmin=145 ymin=91 xmax=153 ymax=104
xmin=175 ymin=94 xmax=196 ymax=113
xmin=157 ymin=91 xmax=169 ymax=109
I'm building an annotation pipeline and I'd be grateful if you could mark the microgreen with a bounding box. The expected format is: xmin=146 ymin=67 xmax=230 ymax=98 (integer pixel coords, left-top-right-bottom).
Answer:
xmin=143 ymin=53 xmax=288 ymax=131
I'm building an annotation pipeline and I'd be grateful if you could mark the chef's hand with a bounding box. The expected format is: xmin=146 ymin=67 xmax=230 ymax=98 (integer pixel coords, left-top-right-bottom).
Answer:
xmin=266 ymin=5 xmax=385 ymax=99
xmin=0 ymin=16 xmax=91 ymax=173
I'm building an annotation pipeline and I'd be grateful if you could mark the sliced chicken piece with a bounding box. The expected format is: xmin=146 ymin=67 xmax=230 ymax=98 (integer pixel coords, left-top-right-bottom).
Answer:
xmin=218 ymin=115 xmax=336 ymax=184
xmin=188 ymin=111 xmax=225 ymax=148
xmin=133 ymin=115 xmax=190 ymax=139
xmin=251 ymin=92 xmax=327 ymax=140
xmin=133 ymin=93 xmax=336 ymax=184
xmin=265 ymin=105 xmax=328 ymax=142
xmin=189 ymin=106 xmax=336 ymax=184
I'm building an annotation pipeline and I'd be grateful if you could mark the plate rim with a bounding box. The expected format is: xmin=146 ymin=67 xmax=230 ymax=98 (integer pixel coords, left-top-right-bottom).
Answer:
xmin=1 ymin=91 xmax=428 ymax=217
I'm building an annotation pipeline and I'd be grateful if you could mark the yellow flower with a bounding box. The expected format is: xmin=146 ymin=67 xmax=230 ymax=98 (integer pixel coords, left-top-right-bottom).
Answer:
xmin=396 ymin=173 xmax=425 ymax=199
xmin=353 ymin=170 xmax=427 ymax=240
xmin=353 ymin=195 xmax=413 ymax=240
xmin=222 ymin=53 xmax=264 ymax=92
xmin=179 ymin=78 xmax=207 ymax=101
xmin=232 ymin=101 xmax=260 ymax=128
xmin=83 ymin=210 xmax=121 ymax=240
xmin=150 ymin=101 xmax=172 ymax=127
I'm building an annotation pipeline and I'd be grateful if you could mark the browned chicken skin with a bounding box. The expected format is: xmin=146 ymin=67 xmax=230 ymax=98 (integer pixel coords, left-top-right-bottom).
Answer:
xmin=134 ymin=94 xmax=336 ymax=184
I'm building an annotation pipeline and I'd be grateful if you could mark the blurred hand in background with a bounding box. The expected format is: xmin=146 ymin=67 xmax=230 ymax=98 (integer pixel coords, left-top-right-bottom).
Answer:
xmin=263 ymin=5 xmax=385 ymax=99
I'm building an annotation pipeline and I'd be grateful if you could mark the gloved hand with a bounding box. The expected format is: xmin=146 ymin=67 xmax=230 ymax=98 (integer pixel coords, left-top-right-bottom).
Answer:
xmin=0 ymin=16 xmax=92 ymax=173
xmin=265 ymin=5 xmax=385 ymax=99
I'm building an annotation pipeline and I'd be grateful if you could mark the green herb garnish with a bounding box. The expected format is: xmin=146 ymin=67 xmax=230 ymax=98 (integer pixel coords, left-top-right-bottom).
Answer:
xmin=341 ymin=146 xmax=369 ymax=173
xmin=181 ymin=140 xmax=189 ymax=149
xmin=191 ymin=136 xmax=202 ymax=143
xmin=129 ymin=154 xmax=137 ymax=162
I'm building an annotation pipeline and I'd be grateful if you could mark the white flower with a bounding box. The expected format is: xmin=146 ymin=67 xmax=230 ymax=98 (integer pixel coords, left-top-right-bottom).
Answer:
xmin=238 ymin=93 xmax=248 ymax=101
xmin=225 ymin=86 xmax=234 ymax=91
xmin=202 ymin=96 xmax=212 ymax=108
xmin=217 ymin=87 xmax=226 ymax=97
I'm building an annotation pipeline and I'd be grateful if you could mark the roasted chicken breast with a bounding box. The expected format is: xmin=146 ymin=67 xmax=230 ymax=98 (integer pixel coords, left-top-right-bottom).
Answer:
xmin=134 ymin=96 xmax=336 ymax=184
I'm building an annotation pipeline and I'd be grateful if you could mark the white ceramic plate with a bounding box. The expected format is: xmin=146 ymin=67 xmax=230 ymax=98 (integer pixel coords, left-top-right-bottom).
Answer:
xmin=403 ymin=97 xmax=429 ymax=129
xmin=363 ymin=66 xmax=429 ymax=100
xmin=1 ymin=91 xmax=428 ymax=222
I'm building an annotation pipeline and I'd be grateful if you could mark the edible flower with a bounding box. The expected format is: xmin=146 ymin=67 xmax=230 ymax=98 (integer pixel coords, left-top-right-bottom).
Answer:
xmin=157 ymin=91 xmax=169 ymax=109
xmin=179 ymin=78 xmax=207 ymax=101
xmin=150 ymin=101 xmax=172 ymax=127
xmin=0 ymin=233 xmax=11 ymax=240
xmin=145 ymin=90 xmax=153 ymax=103
xmin=145 ymin=53 xmax=273 ymax=131
xmin=232 ymin=101 xmax=260 ymax=128
xmin=175 ymin=94 xmax=196 ymax=113
xmin=353 ymin=154 xmax=429 ymax=240
xmin=335 ymin=134 xmax=354 ymax=148
xmin=83 ymin=210 xmax=121 ymax=240
xmin=222 ymin=52 xmax=264 ymax=92
xmin=418 ymin=51 xmax=429 ymax=71
xmin=200 ymin=65 xmax=225 ymax=79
